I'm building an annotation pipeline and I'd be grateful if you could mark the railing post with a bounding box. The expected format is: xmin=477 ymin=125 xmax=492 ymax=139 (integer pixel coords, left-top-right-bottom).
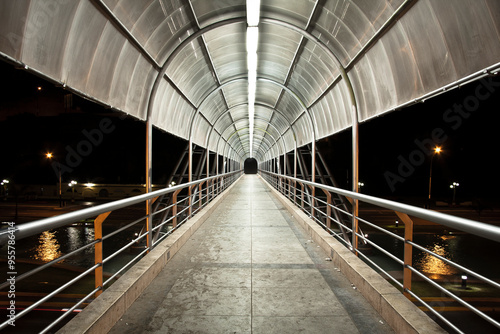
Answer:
xmin=94 ymin=211 xmax=111 ymax=298
xmin=396 ymin=211 xmax=414 ymax=298
xmin=310 ymin=184 xmax=315 ymax=218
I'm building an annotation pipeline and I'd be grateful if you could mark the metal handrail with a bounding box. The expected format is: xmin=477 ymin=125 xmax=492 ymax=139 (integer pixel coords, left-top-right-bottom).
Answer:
xmin=260 ymin=170 xmax=500 ymax=333
xmin=0 ymin=170 xmax=242 ymax=332
xmin=261 ymin=171 xmax=500 ymax=242
xmin=0 ymin=171 xmax=241 ymax=244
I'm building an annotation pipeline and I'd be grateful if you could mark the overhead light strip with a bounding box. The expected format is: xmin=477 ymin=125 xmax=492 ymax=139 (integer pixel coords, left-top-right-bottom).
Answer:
xmin=246 ymin=0 xmax=260 ymax=157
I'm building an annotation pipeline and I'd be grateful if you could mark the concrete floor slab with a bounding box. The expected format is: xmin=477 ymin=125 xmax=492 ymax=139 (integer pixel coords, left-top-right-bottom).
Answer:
xmin=147 ymin=315 xmax=251 ymax=333
xmin=107 ymin=175 xmax=394 ymax=334
xmin=252 ymin=316 xmax=360 ymax=334
xmin=251 ymin=250 xmax=314 ymax=264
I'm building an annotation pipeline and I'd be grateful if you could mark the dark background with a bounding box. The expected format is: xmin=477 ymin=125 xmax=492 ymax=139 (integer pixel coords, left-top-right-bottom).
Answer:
xmin=1 ymin=60 xmax=499 ymax=205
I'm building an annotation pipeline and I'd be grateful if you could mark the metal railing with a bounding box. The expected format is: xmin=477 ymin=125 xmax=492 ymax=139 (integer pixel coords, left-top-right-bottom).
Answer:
xmin=0 ymin=171 xmax=242 ymax=333
xmin=261 ymin=170 xmax=500 ymax=334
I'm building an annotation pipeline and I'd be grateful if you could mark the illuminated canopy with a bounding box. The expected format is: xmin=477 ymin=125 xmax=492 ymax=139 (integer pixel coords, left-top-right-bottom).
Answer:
xmin=0 ymin=0 xmax=499 ymax=163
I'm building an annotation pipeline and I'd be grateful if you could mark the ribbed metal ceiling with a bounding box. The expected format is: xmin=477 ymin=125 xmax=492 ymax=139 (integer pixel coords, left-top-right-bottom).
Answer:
xmin=0 ymin=0 xmax=499 ymax=163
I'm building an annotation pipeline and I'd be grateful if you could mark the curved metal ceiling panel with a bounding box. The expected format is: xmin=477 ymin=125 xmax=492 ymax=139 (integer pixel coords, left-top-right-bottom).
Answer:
xmin=222 ymin=80 xmax=249 ymax=108
xmin=166 ymin=40 xmax=217 ymax=107
xmin=191 ymin=0 xmax=245 ymax=29
xmin=261 ymin=0 xmax=314 ymax=30
xmin=191 ymin=115 xmax=212 ymax=147
xmin=275 ymin=91 xmax=307 ymax=127
xmin=288 ymin=39 xmax=341 ymax=107
xmin=152 ymin=80 xmax=194 ymax=139
xmin=125 ymin=56 xmax=157 ymax=120
xmin=1 ymin=0 xmax=499 ymax=163
xmin=256 ymin=80 xmax=282 ymax=108
xmin=199 ymin=91 xmax=227 ymax=124
xmin=258 ymin=23 xmax=300 ymax=84
xmin=204 ymin=23 xmax=246 ymax=83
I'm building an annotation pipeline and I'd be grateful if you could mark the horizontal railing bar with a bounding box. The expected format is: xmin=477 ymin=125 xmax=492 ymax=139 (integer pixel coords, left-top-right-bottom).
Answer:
xmin=103 ymin=248 xmax=149 ymax=287
xmin=409 ymin=267 xmax=500 ymax=330
xmin=357 ymin=216 xmax=405 ymax=241
xmin=151 ymin=216 xmax=174 ymax=233
xmin=404 ymin=288 xmax=465 ymax=334
xmin=102 ymin=232 xmax=148 ymax=265
xmin=357 ymin=250 xmax=404 ymax=288
xmin=102 ymin=216 xmax=146 ymax=241
xmin=264 ymin=171 xmax=500 ymax=242
xmin=0 ymin=171 xmax=240 ymax=244
xmin=408 ymin=240 xmax=500 ymax=290
xmin=0 ymin=239 xmax=99 ymax=290
xmin=39 ymin=287 xmax=100 ymax=334
xmin=0 ymin=263 xmax=100 ymax=330
xmin=356 ymin=233 xmax=404 ymax=266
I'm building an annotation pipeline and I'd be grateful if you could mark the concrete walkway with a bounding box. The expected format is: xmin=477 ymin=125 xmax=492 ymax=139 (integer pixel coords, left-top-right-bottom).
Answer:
xmin=108 ymin=175 xmax=394 ymax=333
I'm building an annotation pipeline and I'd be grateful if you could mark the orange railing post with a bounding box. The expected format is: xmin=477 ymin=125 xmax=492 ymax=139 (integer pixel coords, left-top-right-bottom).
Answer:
xmin=94 ymin=211 xmax=111 ymax=298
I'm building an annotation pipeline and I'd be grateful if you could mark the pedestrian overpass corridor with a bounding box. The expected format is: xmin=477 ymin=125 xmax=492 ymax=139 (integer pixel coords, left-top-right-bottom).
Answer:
xmin=107 ymin=175 xmax=393 ymax=333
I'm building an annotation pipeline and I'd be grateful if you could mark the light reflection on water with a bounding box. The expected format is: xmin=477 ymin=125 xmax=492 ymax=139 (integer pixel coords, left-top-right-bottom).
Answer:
xmin=414 ymin=238 xmax=458 ymax=279
xmin=29 ymin=227 xmax=96 ymax=267
xmin=367 ymin=233 xmax=500 ymax=280
xmin=25 ymin=225 xmax=135 ymax=269
xmin=32 ymin=231 xmax=62 ymax=262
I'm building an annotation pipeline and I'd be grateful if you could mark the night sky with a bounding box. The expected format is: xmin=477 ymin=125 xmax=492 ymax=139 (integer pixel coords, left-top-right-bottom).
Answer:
xmin=1 ymin=60 xmax=500 ymax=204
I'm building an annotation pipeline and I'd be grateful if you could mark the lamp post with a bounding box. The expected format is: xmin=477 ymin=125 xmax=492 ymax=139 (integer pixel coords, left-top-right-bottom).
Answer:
xmin=46 ymin=153 xmax=63 ymax=207
xmin=1 ymin=179 xmax=9 ymax=200
xmin=450 ymin=182 xmax=459 ymax=206
xmin=69 ymin=180 xmax=77 ymax=203
xmin=428 ymin=146 xmax=441 ymax=206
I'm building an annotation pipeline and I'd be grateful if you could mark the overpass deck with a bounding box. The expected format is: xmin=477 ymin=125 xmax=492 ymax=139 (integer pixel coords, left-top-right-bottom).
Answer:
xmin=107 ymin=175 xmax=393 ymax=333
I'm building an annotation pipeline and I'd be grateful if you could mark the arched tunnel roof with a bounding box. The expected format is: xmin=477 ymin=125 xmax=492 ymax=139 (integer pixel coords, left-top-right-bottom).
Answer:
xmin=1 ymin=0 xmax=499 ymax=163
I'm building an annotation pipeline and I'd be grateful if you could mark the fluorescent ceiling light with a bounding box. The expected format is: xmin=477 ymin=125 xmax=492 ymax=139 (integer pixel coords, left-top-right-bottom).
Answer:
xmin=247 ymin=52 xmax=257 ymax=73
xmin=246 ymin=1 xmax=260 ymax=157
xmin=246 ymin=27 xmax=259 ymax=54
xmin=246 ymin=0 xmax=261 ymax=26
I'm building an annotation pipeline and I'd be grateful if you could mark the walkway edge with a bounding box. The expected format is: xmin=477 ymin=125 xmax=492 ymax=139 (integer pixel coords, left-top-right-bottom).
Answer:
xmin=57 ymin=178 xmax=241 ymax=334
xmin=263 ymin=177 xmax=446 ymax=334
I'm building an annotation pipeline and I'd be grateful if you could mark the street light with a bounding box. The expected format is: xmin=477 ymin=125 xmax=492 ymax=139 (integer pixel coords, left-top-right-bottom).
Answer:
xmin=450 ymin=182 xmax=459 ymax=206
xmin=1 ymin=179 xmax=9 ymax=200
xmin=46 ymin=152 xmax=63 ymax=207
xmin=69 ymin=180 xmax=77 ymax=203
xmin=428 ymin=146 xmax=442 ymax=205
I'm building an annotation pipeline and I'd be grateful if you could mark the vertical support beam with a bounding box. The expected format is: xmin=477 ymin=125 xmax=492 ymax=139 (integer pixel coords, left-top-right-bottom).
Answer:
xmin=206 ymin=149 xmax=210 ymax=201
xmin=396 ymin=211 xmax=414 ymax=298
xmin=188 ymin=139 xmax=193 ymax=217
xmin=294 ymin=143 xmax=297 ymax=204
xmin=94 ymin=211 xmax=111 ymax=298
xmin=146 ymin=119 xmax=153 ymax=251
xmin=216 ymin=152 xmax=219 ymax=176
xmin=310 ymin=143 xmax=316 ymax=218
xmin=351 ymin=105 xmax=359 ymax=254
